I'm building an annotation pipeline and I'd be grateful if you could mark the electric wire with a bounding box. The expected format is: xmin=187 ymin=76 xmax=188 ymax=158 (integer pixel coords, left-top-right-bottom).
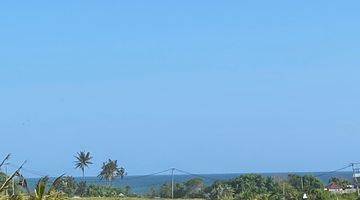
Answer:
xmin=314 ymin=164 xmax=351 ymax=178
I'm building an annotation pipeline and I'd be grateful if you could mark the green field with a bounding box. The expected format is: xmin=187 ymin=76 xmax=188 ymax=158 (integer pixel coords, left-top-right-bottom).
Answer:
xmin=73 ymin=198 xmax=200 ymax=200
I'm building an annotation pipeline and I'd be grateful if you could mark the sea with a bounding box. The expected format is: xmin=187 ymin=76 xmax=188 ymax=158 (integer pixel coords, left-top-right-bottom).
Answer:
xmin=25 ymin=171 xmax=354 ymax=195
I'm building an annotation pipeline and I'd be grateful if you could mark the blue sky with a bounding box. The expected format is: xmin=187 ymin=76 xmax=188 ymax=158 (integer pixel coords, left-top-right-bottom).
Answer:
xmin=0 ymin=1 xmax=359 ymax=177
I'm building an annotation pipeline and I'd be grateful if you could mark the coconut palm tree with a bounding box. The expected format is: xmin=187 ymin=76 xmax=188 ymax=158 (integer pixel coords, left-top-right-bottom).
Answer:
xmin=98 ymin=159 xmax=126 ymax=184
xmin=74 ymin=151 xmax=93 ymax=179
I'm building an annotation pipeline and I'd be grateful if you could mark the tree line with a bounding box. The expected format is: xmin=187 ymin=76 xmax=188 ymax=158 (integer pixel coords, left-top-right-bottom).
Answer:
xmin=0 ymin=152 xmax=359 ymax=200
xmin=147 ymin=174 xmax=359 ymax=200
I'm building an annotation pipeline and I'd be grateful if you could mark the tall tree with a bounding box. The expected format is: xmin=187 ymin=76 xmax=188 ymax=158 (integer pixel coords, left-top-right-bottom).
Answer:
xmin=98 ymin=159 xmax=126 ymax=184
xmin=74 ymin=151 xmax=93 ymax=179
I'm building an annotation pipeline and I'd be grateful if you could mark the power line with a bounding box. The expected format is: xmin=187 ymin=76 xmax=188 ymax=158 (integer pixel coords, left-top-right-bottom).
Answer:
xmin=314 ymin=164 xmax=351 ymax=178
xmin=126 ymin=168 xmax=173 ymax=180
xmin=83 ymin=168 xmax=174 ymax=184
xmin=174 ymin=168 xmax=219 ymax=181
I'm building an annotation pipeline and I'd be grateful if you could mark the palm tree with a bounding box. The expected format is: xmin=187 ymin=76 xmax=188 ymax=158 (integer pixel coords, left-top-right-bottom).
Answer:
xmin=0 ymin=163 xmax=23 ymax=193
xmin=27 ymin=174 xmax=64 ymax=200
xmin=98 ymin=159 xmax=126 ymax=184
xmin=74 ymin=151 xmax=93 ymax=179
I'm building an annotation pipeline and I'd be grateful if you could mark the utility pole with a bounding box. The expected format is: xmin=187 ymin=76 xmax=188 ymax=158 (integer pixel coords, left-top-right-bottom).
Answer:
xmin=171 ymin=168 xmax=175 ymax=199
xmin=351 ymin=163 xmax=360 ymax=196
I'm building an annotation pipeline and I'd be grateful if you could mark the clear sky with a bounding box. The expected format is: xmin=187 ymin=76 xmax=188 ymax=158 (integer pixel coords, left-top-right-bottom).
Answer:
xmin=0 ymin=1 xmax=359 ymax=178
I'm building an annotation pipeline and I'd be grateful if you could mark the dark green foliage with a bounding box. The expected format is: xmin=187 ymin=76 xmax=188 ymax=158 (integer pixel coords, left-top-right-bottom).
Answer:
xmin=27 ymin=175 xmax=66 ymax=200
xmin=147 ymin=174 xmax=334 ymax=200
xmin=157 ymin=178 xmax=206 ymax=199
xmin=205 ymin=174 xmax=327 ymax=200
xmin=174 ymin=183 xmax=187 ymax=198
xmin=281 ymin=182 xmax=301 ymax=200
xmin=98 ymin=159 xmax=126 ymax=183
xmin=159 ymin=183 xmax=171 ymax=198
xmin=287 ymin=174 xmax=324 ymax=192
xmin=0 ymin=172 xmax=11 ymax=194
xmin=75 ymin=181 xmax=87 ymax=197
xmin=0 ymin=172 xmax=25 ymax=195
xmin=282 ymin=175 xmax=323 ymax=199
xmin=308 ymin=189 xmax=333 ymax=200
xmin=227 ymin=174 xmax=276 ymax=195
xmin=184 ymin=178 xmax=205 ymax=198
xmin=86 ymin=185 xmax=124 ymax=197
xmin=208 ymin=182 xmax=234 ymax=200
xmin=74 ymin=151 xmax=93 ymax=179
xmin=51 ymin=178 xmax=132 ymax=198
xmin=53 ymin=176 xmax=77 ymax=197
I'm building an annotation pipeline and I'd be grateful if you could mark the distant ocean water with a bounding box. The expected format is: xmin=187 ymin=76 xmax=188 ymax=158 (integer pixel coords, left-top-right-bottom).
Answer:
xmin=26 ymin=172 xmax=353 ymax=195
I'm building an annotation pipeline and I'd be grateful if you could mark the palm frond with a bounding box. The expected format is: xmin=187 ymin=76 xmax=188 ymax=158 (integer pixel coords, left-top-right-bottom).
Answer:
xmin=35 ymin=179 xmax=46 ymax=200
xmin=48 ymin=174 xmax=65 ymax=194
xmin=0 ymin=161 xmax=26 ymax=192
xmin=0 ymin=154 xmax=11 ymax=168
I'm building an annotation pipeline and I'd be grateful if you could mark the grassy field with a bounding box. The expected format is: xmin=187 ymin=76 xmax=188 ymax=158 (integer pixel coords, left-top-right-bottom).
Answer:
xmin=73 ymin=198 xmax=200 ymax=200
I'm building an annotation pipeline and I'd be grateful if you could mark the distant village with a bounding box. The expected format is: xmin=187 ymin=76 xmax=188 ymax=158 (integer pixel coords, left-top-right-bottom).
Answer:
xmin=325 ymin=181 xmax=357 ymax=194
